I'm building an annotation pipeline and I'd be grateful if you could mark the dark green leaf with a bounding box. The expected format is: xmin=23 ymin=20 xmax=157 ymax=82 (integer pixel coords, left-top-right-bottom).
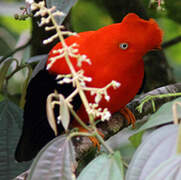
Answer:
xmin=77 ymin=152 xmax=124 ymax=180
xmin=0 ymin=59 xmax=12 ymax=91
xmin=0 ymin=94 xmax=4 ymax=102
xmin=27 ymin=54 xmax=48 ymax=63
xmin=29 ymin=55 xmax=48 ymax=80
xmin=46 ymin=0 xmax=78 ymax=25
xmin=27 ymin=135 xmax=76 ymax=180
xmin=0 ymin=99 xmax=31 ymax=180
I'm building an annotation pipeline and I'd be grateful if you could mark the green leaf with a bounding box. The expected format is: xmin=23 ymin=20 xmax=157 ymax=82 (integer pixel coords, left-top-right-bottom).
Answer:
xmin=0 ymin=99 xmax=31 ymax=180
xmin=129 ymin=131 xmax=145 ymax=148
xmin=77 ymin=152 xmax=124 ymax=180
xmin=137 ymin=97 xmax=181 ymax=132
xmin=27 ymin=135 xmax=76 ymax=180
xmin=105 ymin=120 xmax=146 ymax=163
xmin=146 ymin=156 xmax=181 ymax=180
xmin=46 ymin=0 xmax=78 ymax=25
xmin=126 ymin=124 xmax=179 ymax=180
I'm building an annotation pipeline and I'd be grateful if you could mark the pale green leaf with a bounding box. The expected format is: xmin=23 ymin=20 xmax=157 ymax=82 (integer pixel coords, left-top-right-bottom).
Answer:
xmin=78 ymin=152 xmax=124 ymax=180
xmin=126 ymin=124 xmax=179 ymax=180
xmin=146 ymin=156 xmax=181 ymax=180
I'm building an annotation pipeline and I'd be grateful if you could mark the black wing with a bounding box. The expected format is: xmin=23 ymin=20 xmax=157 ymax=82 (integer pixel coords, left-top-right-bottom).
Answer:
xmin=15 ymin=69 xmax=81 ymax=162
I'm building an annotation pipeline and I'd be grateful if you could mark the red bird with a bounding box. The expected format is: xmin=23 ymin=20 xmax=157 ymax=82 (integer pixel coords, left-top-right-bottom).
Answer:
xmin=15 ymin=13 xmax=163 ymax=162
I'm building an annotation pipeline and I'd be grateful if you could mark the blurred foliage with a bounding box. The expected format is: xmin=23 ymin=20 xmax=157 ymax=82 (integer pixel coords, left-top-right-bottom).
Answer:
xmin=71 ymin=1 xmax=113 ymax=32
xmin=141 ymin=0 xmax=181 ymax=81
xmin=160 ymin=18 xmax=181 ymax=63
xmin=159 ymin=18 xmax=181 ymax=81
xmin=0 ymin=16 xmax=31 ymax=35
xmin=165 ymin=0 xmax=181 ymax=24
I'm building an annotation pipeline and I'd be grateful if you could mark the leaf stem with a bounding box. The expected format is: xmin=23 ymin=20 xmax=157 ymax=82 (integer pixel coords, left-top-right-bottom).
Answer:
xmin=68 ymin=132 xmax=93 ymax=139
xmin=177 ymin=123 xmax=181 ymax=154
xmin=137 ymin=93 xmax=181 ymax=113
xmin=93 ymin=127 xmax=114 ymax=154
xmin=49 ymin=10 xmax=94 ymax=123
xmin=68 ymin=107 xmax=91 ymax=131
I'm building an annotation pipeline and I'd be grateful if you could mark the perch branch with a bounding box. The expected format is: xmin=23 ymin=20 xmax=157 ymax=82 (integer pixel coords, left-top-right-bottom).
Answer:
xmin=162 ymin=36 xmax=181 ymax=49
xmin=72 ymin=82 xmax=181 ymax=159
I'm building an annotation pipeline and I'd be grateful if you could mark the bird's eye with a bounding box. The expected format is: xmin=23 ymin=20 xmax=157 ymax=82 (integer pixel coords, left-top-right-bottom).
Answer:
xmin=119 ymin=43 xmax=128 ymax=50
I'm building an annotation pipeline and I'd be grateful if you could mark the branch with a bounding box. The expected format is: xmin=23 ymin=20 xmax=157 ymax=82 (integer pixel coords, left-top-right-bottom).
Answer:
xmin=128 ymin=82 xmax=181 ymax=119
xmin=162 ymin=36 xmax=181 ymax=49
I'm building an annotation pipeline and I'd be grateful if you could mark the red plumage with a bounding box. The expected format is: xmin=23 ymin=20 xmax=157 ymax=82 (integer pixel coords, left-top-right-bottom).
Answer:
xmin=47 ymin=13 xmax=163 ymax=122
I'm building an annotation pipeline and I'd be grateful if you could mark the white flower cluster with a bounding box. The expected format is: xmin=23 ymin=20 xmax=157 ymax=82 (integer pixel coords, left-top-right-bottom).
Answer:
xmin=57 ymin=70 xmax=92 ymax=87
xmin=88 ymin=103 xmax=111 ymax=121
xmin=85 ymin=80 xmax=121 ymax=104
xmin=47 ymin=43 xmax=91 ymax=70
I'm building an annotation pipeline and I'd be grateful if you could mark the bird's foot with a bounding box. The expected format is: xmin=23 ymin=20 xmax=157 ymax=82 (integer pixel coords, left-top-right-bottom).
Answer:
xmin=77 ymin=127 xmax=104 ymax=150
xmin=120 ymin=107 xmax=136 ymax=128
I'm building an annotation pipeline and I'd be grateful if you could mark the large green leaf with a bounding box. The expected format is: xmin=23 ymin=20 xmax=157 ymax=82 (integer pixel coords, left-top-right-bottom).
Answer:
xmin=0 ymin=99 xmax=30 ymax=180
xmin=77 ymin=151 xmax=124 ymax=180
xmin=27 ymin=135 xmax=76 ymax=180
xmin=146 ymin=156 xmax=181 ymax=180
xmin=126 ymin=124 xmax=179 ymax=180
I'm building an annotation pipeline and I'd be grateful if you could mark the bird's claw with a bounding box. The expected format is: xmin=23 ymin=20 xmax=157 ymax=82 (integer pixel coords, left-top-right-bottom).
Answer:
xmin=120 ymin=107 xmax=136 ymax=128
